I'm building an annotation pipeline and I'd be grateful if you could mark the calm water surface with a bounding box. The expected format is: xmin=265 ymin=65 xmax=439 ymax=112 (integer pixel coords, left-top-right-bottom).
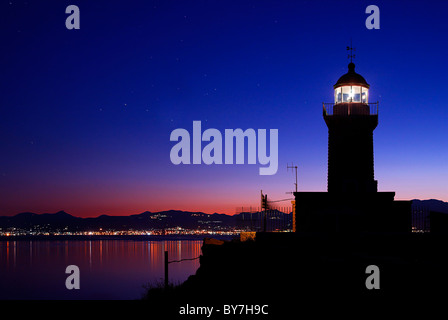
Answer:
xmin=0 ymin=239 xmax=203 ymax=300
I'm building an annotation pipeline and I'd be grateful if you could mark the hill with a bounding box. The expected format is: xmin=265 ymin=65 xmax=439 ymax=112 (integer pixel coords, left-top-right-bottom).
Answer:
xmin=0 ymin=209 xmax=291 ymax=233
xmin=411 ymin=199 xmax=448 ymax=214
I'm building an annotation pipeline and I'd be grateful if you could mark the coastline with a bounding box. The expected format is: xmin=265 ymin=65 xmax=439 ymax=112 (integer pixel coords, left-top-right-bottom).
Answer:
xmin=0 ymin=234 xmax=237 ymax=241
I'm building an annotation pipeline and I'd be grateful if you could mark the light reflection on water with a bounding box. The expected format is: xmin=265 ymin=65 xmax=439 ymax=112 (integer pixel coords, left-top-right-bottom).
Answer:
xmin=0 ymin=239 xmax=202 ymax=300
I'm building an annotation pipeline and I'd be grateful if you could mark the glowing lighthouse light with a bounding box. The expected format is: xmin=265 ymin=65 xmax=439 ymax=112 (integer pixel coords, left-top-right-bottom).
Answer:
xmin=333 ymin=63 xmax=369 ymax=104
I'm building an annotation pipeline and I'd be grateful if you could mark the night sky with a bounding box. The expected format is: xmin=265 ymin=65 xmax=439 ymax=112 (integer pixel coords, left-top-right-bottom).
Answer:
xmin=1 ymin=0 xmax=447 ymax=217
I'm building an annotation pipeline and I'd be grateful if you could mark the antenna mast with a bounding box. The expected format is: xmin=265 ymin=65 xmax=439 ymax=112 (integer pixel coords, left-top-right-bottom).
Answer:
xmin=287 ymin=163 xmax=298 ymax=193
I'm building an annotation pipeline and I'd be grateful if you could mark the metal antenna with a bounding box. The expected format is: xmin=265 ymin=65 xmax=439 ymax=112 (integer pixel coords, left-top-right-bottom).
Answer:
xmin=347 ymin=39 xmax=355 ymax=62
xmin=287 ymin=163 xmax=298 ymax=193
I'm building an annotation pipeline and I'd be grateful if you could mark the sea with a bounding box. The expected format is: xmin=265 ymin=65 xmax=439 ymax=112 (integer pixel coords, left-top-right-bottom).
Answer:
xmin=0 ymin=235 xmax=234 ymax=300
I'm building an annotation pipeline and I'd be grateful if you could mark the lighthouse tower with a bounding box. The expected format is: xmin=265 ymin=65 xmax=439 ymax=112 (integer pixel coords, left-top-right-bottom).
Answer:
xmin=293 ymin=52 xmax=411 ymax=233
xmin=323 ymin=62 xmax=378 ymax=193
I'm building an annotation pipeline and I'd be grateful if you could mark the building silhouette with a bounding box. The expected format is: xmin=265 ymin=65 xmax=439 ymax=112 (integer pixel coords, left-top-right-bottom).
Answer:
xmin=294 ymin=61 xmax=411 ymax=233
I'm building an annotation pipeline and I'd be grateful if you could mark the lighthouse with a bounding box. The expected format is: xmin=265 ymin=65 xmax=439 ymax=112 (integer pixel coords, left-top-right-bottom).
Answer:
xmin=323 ymin=62 xmax=378 ymax=193
xmin=293 ymin=53 xmax=411 ymax=233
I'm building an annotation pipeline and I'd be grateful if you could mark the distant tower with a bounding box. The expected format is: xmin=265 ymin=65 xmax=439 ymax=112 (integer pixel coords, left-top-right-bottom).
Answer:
xmin=323 ymin=61 xmax=378 ymax=193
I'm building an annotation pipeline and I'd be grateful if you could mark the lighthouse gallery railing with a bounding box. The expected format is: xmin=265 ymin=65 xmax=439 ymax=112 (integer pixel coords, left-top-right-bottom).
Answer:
xmin=323 ymin=102 xmax=379 ymax=116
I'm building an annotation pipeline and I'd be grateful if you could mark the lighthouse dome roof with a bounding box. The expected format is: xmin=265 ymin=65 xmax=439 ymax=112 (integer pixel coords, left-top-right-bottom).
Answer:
xmin=334 ymin=63 xmax=369 ymax=89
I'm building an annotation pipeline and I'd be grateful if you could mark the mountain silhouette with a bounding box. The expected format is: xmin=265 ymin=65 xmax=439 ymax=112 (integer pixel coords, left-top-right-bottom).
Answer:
xmin=411 ymin=199 xmax=448 ymax=214
xmin=0 ymin=209 xmax=264 ymax=232
xmin=2 ymin=199 xmax=446 ymax=233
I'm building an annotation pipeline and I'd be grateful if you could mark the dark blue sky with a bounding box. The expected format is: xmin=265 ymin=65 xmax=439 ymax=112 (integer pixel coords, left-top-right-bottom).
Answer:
xmin=1 ymin=0 xmax=447 ymax=216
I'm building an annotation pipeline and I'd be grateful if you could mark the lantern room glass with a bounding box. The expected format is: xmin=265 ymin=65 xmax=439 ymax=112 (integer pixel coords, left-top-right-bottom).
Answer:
xmin=334 ymin=86 xmax=368 ymax=104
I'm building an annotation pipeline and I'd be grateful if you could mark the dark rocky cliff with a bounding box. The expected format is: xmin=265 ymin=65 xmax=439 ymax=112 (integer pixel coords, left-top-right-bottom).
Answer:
xmin=145 ymin=232 xmax=448 ymax=317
